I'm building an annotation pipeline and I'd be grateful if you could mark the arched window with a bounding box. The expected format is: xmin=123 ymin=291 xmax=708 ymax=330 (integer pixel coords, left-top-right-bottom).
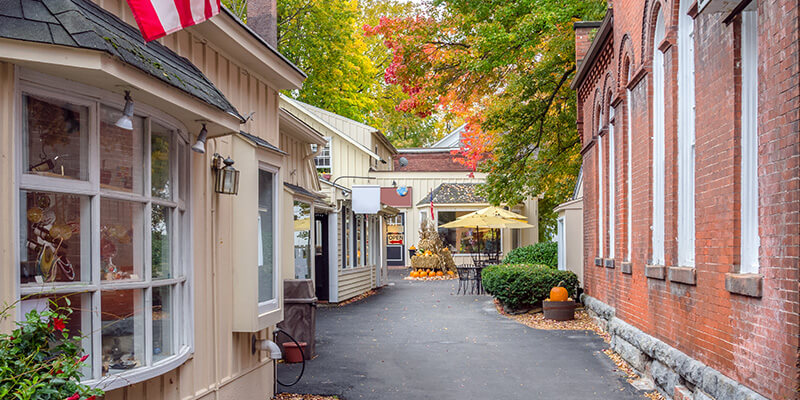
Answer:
xmin=652 ymin=7 xmax=666 ymax=265
xmin=608 ymin=102 xmax=615 ymax=259
xmin=677 ymin=0 xmax=696 ymax=267
xmin=597 ymin=104 xmax=604 ymax=258
xmin=625 ymin=60 xmax=633 ymax=261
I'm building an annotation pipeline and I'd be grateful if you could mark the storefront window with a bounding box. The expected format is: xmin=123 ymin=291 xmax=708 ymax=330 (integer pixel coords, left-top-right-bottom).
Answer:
xmin=258 ymin=169 xmax=276 ymax=303
xmin=17 ymin=84 xmax=189 ymax=386
xmin=342 ymin=205 xmax=351 ymax=268
xmin=293 ymin=201 xmax=311 ymax=279
xmin=437 ymin=211 xmax=500 ymax=254
xmin=354 ymin=214 xmax=364 ymax=266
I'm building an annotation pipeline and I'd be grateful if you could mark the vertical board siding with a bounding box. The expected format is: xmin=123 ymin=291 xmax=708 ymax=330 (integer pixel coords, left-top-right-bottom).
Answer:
xmin=0 ymin=62 xmax=16 ymax=333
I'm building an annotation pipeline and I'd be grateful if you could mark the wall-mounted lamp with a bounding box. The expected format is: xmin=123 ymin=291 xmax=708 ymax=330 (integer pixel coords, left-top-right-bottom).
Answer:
xmin=191 ymin=123 xmax=208 ymax=154
xmin=212 ymin=153 xmax=239 ymax=195
xmin=115 ymin=91 xmax=135 ymax=130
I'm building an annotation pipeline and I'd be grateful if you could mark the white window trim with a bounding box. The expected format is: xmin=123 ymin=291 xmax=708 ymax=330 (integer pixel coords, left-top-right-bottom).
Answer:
xmin=740 ymin=6 xmax=760 ymax=274
xmin=313 ymin=137 xmax=332 ymax=170
xmin=597 ymin=113 xmax=604 ymax=259
xmin=608 ymin=106 xmax=616 ymax=259
xmin=257 ymin=162 xmax=280 ymax=315
xmin=652 ymin=10 xmax=667 ymax=266
xmin=626 ymin=70 xmax=634 ymax=262
xmin=677 ymin=0 xmax=697 ymax=267
xmin=557 ymin=216 xmax=566 ymax=271
xmin=13 ymin=70 xmax=194 ymax=391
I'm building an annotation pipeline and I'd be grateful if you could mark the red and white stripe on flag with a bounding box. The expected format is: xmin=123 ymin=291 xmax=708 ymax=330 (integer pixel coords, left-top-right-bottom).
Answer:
xmin=126 ymin=0 xmax=221 ymax=42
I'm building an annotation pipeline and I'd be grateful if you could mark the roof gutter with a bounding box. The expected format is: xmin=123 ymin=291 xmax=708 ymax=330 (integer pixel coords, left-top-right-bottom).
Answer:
xmin=571 ymin=9 xmax=613 ymax=90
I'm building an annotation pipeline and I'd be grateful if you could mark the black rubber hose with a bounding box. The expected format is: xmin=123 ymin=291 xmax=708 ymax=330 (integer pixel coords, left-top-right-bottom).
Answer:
xmin=273 ymin=328 xmax=305 ymax=387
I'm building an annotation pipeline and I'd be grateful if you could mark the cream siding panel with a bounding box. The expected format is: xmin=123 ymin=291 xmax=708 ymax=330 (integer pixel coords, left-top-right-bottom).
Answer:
xmin=0 ymin=62 xmax=15 ymax=333
xmin=338 ymin=267 xmax=373 ymax=301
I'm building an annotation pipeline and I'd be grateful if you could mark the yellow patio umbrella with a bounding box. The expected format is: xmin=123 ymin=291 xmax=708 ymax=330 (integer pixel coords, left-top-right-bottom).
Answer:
xmin=459 ymin=205 xmax=528 ymax=221
xmin=438 ymin=214 xmax=534 ymax=229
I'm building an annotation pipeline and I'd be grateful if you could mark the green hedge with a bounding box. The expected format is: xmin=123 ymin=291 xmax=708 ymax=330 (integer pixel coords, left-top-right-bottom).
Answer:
xmin=502 ymin=242 xmax=558 ymax=267
xmin=482 ymin=264 xmax=579 ymax=310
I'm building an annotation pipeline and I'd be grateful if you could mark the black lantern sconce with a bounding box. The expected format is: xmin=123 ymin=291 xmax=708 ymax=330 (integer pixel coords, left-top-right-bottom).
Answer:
xmin=212 ymin=153 xmax=239 ymax=195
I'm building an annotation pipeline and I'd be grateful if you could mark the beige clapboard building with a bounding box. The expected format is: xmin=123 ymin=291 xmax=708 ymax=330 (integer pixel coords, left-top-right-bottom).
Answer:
xmin=0 ymin=0 xmax=323 ymax=398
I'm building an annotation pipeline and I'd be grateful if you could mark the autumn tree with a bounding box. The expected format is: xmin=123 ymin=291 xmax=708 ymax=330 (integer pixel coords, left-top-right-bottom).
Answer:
xmin=365 ymin=0 xmax=606 ymax=239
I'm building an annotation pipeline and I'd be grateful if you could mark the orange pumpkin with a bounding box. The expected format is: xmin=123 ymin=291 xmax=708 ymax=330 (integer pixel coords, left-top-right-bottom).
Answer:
xmin=410 ymin=271 xmax=419 ymax=278
xmin=447 ymin=270 xmax=455 ymax=276
xmin=549 ymin=281 xmax=569 ymax=302
xmin=419 ymin=270 xmax=428 ymax=277
xmin=436 ymin=271 xmax=444 ymax=277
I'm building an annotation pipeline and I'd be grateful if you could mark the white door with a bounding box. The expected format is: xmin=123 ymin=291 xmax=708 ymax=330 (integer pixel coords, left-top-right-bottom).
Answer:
xmin=557 ymin=217 xmax=566 ymax=271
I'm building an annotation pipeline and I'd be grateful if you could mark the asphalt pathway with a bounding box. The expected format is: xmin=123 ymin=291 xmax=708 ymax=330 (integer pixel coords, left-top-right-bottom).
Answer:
xmin=277 ymin=269 xmax=645 ymax=399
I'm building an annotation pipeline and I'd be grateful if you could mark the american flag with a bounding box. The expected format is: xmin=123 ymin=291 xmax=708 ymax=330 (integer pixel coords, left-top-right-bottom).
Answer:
xmin=126 ymin=0 xmax=221 ymax=42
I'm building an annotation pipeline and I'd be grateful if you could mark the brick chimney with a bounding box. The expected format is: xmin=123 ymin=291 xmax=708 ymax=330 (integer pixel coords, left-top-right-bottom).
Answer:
xmin=573 ymin=21 xmax=602 ymax=66
xmin=247 ymin=0 xmax=278 ymax=47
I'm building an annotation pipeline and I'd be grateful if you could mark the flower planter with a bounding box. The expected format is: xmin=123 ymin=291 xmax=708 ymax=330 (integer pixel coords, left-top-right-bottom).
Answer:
xmin=542 ymin=300 xmax=576 ymax=321
xmin=282 ymin=341 xmax=307 ymax=363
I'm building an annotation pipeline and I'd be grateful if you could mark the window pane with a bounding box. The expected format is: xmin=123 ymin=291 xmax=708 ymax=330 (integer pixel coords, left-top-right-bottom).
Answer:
xmin=19 ymin=191 xmax=89 ymax=284
xmin=355 ymin=214 xmax=363 ymax=266
xmin=100 ymin=106 xmax=144 ymax=193
xmin=152 ymin=205 xmax=172 ymax=279
xmin=152 ymin=286 xmax=174 ymax=362
xmin=23 ymin=94 xmax=88 ymax=180
xmin=293 ymin=201 xmax=311 ymax=279
xmin=101 ymin=289 xmax=144 ymax=376
xmin=151 ymin=123 xmax=172 ymax=200
xmin=21 ymin=293 xmax=94 ymax=379
xmin=101 ymin=198 xmax=144 ymax=281
xmin=258 ymin=170 xmax=275 ymax=303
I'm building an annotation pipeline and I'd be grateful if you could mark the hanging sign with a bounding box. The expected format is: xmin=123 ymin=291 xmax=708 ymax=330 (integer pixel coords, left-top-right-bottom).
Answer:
xmin=352 ymin=185 xmax=381 ymax=214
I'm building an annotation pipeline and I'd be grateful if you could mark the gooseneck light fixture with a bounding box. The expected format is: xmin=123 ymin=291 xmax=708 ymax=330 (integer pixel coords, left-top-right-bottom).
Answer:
xmin=115 ymin=91 xmax=135 ymax=130
xmin=191 ymin=123 xmax=208 ymax=154
xmin=212 ymin=153 xmax=239 ymax=195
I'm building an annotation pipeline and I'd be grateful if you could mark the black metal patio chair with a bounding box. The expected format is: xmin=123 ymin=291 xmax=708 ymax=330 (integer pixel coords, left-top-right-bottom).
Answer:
xmin=455 ymin=265 xmax=474 ymax=295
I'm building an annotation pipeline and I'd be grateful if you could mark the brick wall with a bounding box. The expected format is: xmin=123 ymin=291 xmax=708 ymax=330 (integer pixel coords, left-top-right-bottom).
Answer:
xmin=575 ymin=1 xmax=799 ymax=398
xmin=392 ymin=151 xmax=473 ymax=172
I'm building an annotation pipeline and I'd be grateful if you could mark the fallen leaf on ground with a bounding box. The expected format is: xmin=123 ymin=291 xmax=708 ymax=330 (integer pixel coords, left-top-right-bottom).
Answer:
xmin=274 ymin=394 xmax=339 ymax=400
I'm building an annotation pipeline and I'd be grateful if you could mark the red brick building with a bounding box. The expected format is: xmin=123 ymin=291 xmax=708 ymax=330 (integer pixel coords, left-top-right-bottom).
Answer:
xmin=572 ymin=1 xmax=799 ymax=399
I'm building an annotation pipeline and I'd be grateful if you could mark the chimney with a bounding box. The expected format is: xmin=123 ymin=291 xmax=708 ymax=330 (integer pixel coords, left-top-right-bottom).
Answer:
xmin=247 ymin=0 xmax=278 ymax=47
xmin=573 ymin=21 xmax=602 ymax=66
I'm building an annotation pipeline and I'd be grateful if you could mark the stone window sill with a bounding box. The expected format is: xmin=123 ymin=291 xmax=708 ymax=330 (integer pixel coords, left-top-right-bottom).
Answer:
xmin=604 ymin=258 xmax=615 ymax=268
xmin=644 ymin=264 xmax=666 ymax=280
xmin=725 ymin=273 xmax=763 ymax=298
xmin=668 ymin=266 xmax=697 ymax=285
xmin=620 ymin=261 xmax=632 ymax=274
xmin=595 ymin=257 xmax=604 ymax=267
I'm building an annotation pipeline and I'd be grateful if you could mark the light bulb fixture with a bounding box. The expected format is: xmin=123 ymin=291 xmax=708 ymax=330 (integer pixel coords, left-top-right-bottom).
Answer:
xmin=212 ymin=153 xmax=239 ymax=195
xmin=191 ymin=123 xmax=208 ymax=154
xmin=115 ymin=91 xmax=134 ymax=130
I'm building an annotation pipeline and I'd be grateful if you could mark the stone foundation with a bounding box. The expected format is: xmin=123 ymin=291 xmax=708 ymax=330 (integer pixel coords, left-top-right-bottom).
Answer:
xmin=581 ymin=294 xmax=768 ymax=400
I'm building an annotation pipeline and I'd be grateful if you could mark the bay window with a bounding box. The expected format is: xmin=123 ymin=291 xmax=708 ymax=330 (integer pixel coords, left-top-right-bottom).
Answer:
xmin=17 ymin=82 xmax=190 ymax=389
xmin=437 ymin=210 xmax=500 ymax=254
xmin=258 ymin=169 xmax=277 ymax=304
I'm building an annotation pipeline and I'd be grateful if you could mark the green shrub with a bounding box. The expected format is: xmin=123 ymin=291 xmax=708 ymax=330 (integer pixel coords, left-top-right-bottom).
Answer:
xmin=482 ymin=264 xmax=579 ymax=310
xmin=502 ymin=242 xmax=558 ymax=267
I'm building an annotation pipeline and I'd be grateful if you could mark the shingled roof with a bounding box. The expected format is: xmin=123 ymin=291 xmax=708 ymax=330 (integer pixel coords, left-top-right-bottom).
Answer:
xmin=0 ymin=0 xmax=242 ymax=120
xmin=417 ymin=183 xmax=487 ymax=206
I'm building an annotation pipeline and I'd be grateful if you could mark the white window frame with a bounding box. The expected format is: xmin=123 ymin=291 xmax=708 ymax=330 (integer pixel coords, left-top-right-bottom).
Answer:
xmin=597 ymin=109 xmax=604 ymax=258
xmin=608 ymin=105 xmax=616 ymax=259
xmin=652 ymin=9 xmax=667 ymax=266
xmin=13 ymin=70 xmax=193 ymax=391
xmin=740 ymin=4 xmax=760 ymax=274
xmin=626 ymin=66 xmax=634 ymax=262
xmin=257 ymin=163 xmax=280 ymax=314
xmin=557 ymin=216 xmax=566 ymax=271
xmin=677 ymin=0 xmax=697 ymax=267
xmin=313 ymin=137 xmax=332 ymax=171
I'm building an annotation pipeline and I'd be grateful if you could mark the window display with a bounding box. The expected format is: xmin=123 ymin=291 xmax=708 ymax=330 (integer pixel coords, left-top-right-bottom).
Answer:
xmin=294 ymin=201 xmax=311 ymax=279
xmin=437 ymin=211 xmax=501 ymax=254
xmin=18 ymin=85 xmax=189 ymax=386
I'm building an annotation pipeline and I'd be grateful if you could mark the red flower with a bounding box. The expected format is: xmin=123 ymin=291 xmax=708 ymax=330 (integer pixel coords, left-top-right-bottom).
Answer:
xmin=65 ymin=393 xmax=79 ymax=400
xmin=52 ymin=318 xmax=65 ymax=332
xmin=78 ymin=354 xmax=89 ymax=363
xmin=56 ymin=369 xmax=64 ymax=374
xmin=87 ymin=396 xmax=97 ymax=400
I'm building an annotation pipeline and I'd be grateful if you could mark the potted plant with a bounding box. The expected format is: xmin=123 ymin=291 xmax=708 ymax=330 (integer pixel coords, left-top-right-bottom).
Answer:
xmin=543 ymin=281 xmax=576 ymax=321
